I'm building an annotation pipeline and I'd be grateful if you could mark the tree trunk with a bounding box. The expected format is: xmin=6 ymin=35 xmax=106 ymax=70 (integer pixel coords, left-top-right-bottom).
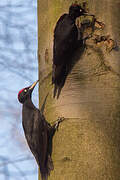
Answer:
xmin=38 ymin=0 xmax=120 ymax=179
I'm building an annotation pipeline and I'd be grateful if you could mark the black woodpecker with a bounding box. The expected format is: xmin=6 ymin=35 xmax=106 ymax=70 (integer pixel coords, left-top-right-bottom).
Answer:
xmin=18 ymin=80 xmax=64 ymax=180
xmin=52 ymin=3 xmax=89 ymax=98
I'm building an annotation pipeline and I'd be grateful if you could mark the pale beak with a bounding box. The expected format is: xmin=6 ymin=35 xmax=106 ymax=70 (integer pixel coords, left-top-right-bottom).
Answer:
xmin=29 ymin=80 xmax=39 ymax=90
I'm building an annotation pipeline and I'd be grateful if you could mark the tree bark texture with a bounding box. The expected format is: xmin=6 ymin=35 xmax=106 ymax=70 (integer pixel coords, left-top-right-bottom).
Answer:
xmin=38 ymin=0 xmax=120 ymax=179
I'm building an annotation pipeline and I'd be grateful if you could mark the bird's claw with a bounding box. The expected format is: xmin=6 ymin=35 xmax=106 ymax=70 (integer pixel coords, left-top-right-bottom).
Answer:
xmin=83 ymin=33 xmax=92 ymax=41
xmin=54 ymin=117 xmax=65 ymax=131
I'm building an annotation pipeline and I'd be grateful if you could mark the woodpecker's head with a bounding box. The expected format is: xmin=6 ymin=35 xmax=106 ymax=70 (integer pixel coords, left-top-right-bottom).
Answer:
xmin=18 ymin=80 xmax=39 ymax=104
xmin=69 ymin=3 xmax=87 ymax=18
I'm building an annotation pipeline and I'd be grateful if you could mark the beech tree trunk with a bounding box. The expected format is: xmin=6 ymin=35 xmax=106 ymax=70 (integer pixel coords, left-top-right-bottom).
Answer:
xmin=38 ymin=0 xmax=120 ymax=179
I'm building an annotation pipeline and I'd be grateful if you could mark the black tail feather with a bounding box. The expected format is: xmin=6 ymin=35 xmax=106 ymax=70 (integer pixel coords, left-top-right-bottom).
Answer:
xmin=40 ymin=155 xmax=54 ymax=180
xmin=47 ymin=155 xmax=54 ymax=172
xmin=41 ymin=93 xmax=49 ymax=114
xmin=41 ymin=173 xmax=48 ymax=180
xmin=52 ymin=63 xmax=69 ymax=99
xmin=53 ymin=84 xmax=62 ymax=99
xmin=53 ymin=84 xmax=57 ymax=98
xmin=57 ymin=86 xmax=62 ymax=99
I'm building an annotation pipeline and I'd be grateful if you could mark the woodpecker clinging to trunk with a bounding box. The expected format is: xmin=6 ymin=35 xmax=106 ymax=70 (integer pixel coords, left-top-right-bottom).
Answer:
xmin=52 ymin=3 xmax=90 ymax=98
xmin=18 ymin=80 xmax=64 ymax=180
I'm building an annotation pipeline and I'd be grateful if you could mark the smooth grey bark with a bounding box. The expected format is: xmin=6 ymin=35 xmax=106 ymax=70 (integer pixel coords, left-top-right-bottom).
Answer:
xmin=38 ymin=0 xmax=120 ymax=179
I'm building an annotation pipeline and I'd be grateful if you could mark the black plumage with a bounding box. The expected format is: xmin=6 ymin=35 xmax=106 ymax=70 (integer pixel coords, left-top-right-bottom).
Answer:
xmin=52 ymin=4 xmax=87 ymax=98
xmin=18 ymin=80 xmax=63 ymax=180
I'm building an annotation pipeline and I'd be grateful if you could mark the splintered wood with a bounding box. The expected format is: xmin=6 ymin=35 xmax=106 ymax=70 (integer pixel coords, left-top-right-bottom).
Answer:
xmin=76 ymin=12 xmax=117 ymax=52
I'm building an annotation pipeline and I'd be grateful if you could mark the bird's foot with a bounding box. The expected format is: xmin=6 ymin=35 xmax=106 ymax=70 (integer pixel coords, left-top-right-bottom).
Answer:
xmin=83 ymin=33 xmax=92 ymax=42
xmin=53 ymin=117 xmax=65 ymax=131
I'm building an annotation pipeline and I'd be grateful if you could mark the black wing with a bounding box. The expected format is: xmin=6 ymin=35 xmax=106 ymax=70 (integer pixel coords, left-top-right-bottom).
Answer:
xmin=53 ymin=14 xmax=78 ymax=65
xmin=54 ymin=14 xmax=67 ymax=35
xmin=22 ymin=109 xmax=50 ymax=180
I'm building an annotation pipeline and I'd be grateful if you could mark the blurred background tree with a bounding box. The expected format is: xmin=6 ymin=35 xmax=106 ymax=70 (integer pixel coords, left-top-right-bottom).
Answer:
xmin=0 ymin=0 xmax=38 ymax=179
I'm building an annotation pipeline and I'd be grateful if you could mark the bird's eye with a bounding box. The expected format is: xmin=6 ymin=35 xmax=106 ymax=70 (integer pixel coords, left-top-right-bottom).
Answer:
xmin=24 ymin=89 xmax=27 ymax=93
